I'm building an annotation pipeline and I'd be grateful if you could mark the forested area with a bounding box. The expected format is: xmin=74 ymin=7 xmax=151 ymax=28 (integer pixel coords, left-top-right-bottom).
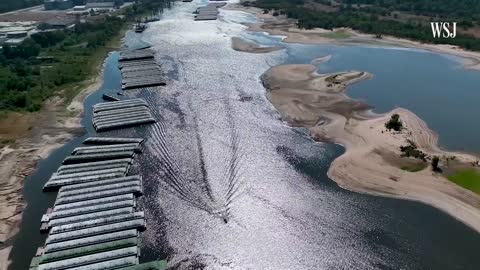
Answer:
xmin=0 ymin=0 xmax=172 ymax=112
xmin=0 ymin=0 xmax=43 ymax=13
xmin=341 ymin=0 xmax=480 ymax=18
xmin=253 ymin=0 xmax=480 ymax=51
xmin=0 ymin=16 xmax=125 ymax=111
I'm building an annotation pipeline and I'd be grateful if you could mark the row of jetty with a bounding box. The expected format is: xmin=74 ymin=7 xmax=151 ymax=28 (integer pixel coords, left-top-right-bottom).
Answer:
xmin=194 ymin=3 xmax=226 ymax=21
xmin=30 ymin=136 xmax=165 ymax=270
xmin=28 ymin=5 xmax=182 ymax=268
xmin=29 ymin=46 xmax=166 ymax=268
xmin=119 ymin=48 xmax=166 ymax=90
xmin=92 ymin=98 xmax=156 ymax=132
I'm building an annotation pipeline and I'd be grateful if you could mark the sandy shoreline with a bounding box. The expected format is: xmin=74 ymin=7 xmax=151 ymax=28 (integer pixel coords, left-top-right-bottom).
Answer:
xmin=227 ymin=4 xmax=480 ymax=71
xmin=231 ymin=37 xmax=283 ymax=53
xmin=224 ymin=4 xmax=480 ymax=231
xmin=262 ymin=63 xmax=480 ymax=232
xmin=0 ymin=60 xmax=105 ymax=269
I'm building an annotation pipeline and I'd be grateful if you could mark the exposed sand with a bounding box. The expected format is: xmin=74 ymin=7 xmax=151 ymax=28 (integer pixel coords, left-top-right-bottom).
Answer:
xmin=228 ymin=4 xmax=480 ymax=71
xmin=262 ymin=63 xmax=480 ymax=232
xmin=231 ymin=37 xmax=283 ymax=54
xmin=0 ymin=65 xmax=104 ymax=270
xmin=227 ymin=2 xmax=480 ymax=232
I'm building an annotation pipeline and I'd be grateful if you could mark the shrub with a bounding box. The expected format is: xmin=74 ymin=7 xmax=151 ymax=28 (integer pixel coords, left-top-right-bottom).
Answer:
xmin=385 ymin=113 xmax=403 ymax=131
xmin=432 ymin=156 xmax=440 ymax=171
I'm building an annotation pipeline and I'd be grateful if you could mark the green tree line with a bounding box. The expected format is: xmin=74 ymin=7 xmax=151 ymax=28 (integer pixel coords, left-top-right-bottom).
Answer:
xmin=253 ymin=0 xmax=480 ymax=51
xmin=0 ymin=16 xmax=125 ymax=111
xmin=0 ymin=0 xmax=173 ymax=112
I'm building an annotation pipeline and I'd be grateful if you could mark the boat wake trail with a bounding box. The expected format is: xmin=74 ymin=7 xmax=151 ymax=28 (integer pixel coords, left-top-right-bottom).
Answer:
xmin=212 ymin=98 xmax=246 ymax=223
xmin=142 ymin=90 xmax=212 ymax=212
xmin=142 ymin=89 xmax=247 ymax=223
xmin=216 ymin=129 xmax=245 ymax=222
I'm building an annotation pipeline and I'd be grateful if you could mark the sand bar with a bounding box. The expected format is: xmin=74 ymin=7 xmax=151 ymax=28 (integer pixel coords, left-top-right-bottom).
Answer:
xmin=262 ymin=63 xmax=480 ymax=232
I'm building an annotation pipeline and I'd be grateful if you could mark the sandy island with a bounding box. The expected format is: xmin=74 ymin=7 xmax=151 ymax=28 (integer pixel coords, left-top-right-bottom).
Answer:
xmin=231 ymin=36 xmax=283 ymax=54
xmin=0 ymin=63 xmax=105 ymax=269
xmin=262 ymin=63 xmax=480 ymax=233
xmin=225 ymin=4 xmax=480 ymax=232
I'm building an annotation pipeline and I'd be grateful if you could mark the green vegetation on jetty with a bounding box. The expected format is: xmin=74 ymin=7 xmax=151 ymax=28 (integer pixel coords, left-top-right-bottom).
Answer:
xmin=0 ymin=0 xmax=171 ymax=112
xmin=447 ymin=169 xmax=480 ymax=195
xmin=250 ymin=0 xmax=480 ymax=51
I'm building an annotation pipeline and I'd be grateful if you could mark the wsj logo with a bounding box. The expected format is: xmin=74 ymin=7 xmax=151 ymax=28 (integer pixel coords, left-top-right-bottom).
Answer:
xmin=431 ymin=22 xmax=457 ymax=38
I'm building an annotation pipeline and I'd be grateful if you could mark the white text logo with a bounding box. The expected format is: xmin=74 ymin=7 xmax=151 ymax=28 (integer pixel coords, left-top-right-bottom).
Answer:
xmin=431 ymin=22 xmax=457 ymax=38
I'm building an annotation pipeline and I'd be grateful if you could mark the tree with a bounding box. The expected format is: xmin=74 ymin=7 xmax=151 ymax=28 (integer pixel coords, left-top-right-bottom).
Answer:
xmin=385 ymin=113 xmax=403 ymax=131
xmin=432 ymin=156 xmax=440 ymax=172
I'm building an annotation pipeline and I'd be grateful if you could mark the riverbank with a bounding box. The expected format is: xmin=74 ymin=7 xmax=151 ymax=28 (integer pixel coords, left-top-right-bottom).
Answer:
xmin=227 ymin=4 xmax=480 ymax=71
xmin=262 ymin=63 xmax=480 ymax=232
xmin=0 ymin=51 xmax=108 ymax=270
xmin=227 ymin=2 xmax=480 ymax=232
xmin=231 ymin=36 xmax=283 ymax=53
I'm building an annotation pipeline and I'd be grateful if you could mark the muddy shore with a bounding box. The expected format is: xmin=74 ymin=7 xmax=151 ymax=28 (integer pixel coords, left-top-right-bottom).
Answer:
xmin=0 ymin=67 xmax=104 ymax=270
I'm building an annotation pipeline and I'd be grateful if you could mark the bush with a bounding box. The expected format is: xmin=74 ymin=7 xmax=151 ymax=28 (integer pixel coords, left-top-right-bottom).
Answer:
xmin=385 ymin=113 xmax=403 ymax=131
xmin=400 ymin=140 xmax=427 ymax=161
xmin=432 ymin=156 xmax=440 ymax=171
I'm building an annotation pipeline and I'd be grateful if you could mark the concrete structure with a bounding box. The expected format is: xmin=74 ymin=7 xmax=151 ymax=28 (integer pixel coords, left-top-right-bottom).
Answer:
xmin=30 ymin=136 xmax=166 ymax=270
xmin=118 ymin=49 xmax=166 ymax=90
xmin=194 ymin=3 xmax=226 ymax=21
xmin=91 ymin=99 xmax=156 ymax=131
xmin=6 ymin=31 xmax=28 ymax=38
xmin=43 ymin=18 xmax=75 ymax=30
xmin=86 ymin=0 xmax=124 ymax=9
xmin=82 ymin=137 xmax=144 ymax=144
xmin=73 ymin=5 xmax=87 ymax=11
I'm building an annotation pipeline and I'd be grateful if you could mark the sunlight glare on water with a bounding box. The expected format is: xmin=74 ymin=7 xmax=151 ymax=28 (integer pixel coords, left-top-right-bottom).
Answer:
xmin=120 ymin=1 xmax=480 ymax=269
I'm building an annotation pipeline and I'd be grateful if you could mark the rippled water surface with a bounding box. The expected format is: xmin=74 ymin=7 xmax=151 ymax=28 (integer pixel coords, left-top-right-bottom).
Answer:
xmin=135 ymin=1 xmax=480 ymax=269
xmin=243 ymin=32 xmax=480 ymax=153
xmin=9 ymin=1 xmax=480 ymax=270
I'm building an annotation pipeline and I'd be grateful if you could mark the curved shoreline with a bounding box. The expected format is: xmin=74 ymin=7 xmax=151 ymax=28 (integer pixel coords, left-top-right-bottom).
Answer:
xmin=231 ymin=37 xmax=283 ymax=53
xmin=227 ymin=4 xmax=480 ymax=71
xmin=0 ymin=57 xmax=106 ymax=269
xmin=226 ymin=3 xmax=480 ymax=232
xmin=261 ymin=63 xmax=480 ymax=232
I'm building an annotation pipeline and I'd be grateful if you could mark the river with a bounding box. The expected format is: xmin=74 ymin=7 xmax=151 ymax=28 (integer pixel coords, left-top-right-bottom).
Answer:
xmin=8 ymin=1 xmax=480 ymax=269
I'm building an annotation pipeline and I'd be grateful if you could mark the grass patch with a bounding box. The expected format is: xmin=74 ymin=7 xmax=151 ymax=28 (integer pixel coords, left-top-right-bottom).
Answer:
xmin=319 ymin=30 xmax=352 ymax=39
xmin=447 ymin=169 xmax=480 ymax=195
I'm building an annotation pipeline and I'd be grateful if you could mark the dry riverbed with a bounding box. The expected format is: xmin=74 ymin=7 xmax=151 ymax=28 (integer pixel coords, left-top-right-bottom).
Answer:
xmin=0 ymin=73 xmax=103 ymax=270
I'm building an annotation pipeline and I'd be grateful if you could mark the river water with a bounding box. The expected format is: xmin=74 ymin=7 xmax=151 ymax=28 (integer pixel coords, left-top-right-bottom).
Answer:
xmin=8 ymin=1 xmax=480 ymax=270
xmin=243 ymin=31 xmax=480 ymax=154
